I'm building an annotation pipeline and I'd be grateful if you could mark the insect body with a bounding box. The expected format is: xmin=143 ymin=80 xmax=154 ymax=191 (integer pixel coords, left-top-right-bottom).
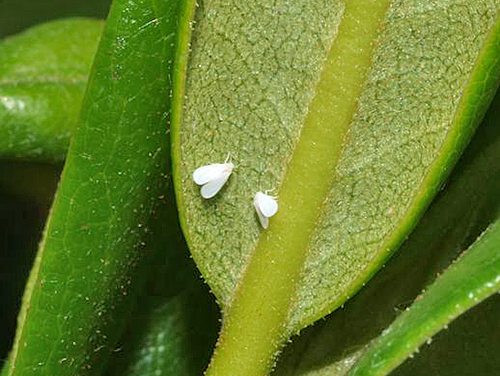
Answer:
xmin=193 ymin=161 xmax=234 ymax=199
xmin=254 ymin=191 xmax=278 ymax=229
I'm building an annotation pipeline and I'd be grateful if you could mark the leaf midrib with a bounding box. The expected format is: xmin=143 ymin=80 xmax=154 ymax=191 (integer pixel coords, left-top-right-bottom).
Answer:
xmin=203 ymin=1 xmax=393 ymax=375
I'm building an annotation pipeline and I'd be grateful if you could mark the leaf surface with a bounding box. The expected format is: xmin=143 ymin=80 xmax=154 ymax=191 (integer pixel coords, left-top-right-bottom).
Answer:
xmin=4 ymin=0 xmax=184 ymax=374
xmin=172 ymin=1 xmax=500 ymax=375
xmin=272 ymin=87 xmax=500 ymax=376
xmin=391 ymin=294 xmax=500 ymax=375
xmin=0 ymin=19 xmax=102 ymax=161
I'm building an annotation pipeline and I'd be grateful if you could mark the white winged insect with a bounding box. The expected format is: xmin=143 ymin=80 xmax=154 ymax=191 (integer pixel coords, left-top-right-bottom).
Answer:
xmin=192 ymin=158 xmax=234 ymax=199
xmin=254 ymin=191 xmax=278 ymax=229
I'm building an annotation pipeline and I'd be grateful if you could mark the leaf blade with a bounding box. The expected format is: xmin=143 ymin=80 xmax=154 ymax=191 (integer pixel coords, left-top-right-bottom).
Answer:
xmin=5 ymin=0 xmax=185 ymax=374
xmin=172 ymin=1 xmax=500 ymax=375
xmin=0 ymin=18 xmax=103 ymax=161
xmin=346 ymin=216 xmax=500 ymax=376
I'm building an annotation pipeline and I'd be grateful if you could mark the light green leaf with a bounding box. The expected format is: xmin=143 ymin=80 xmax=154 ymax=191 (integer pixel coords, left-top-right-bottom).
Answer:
xmin=0 ymin=18 xmax=103 ymax=161
xmin=272 ymin=87 xmax=500 ymax=376
xmin=172 ymin=1 xmax=500 ymax=375
xmin=3 ymin=0 xmax=184 ymax=374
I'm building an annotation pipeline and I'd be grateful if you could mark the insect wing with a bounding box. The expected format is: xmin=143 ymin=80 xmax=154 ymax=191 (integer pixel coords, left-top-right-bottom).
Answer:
xmin=256 ymin=192 xmax=278 ymax=217
xmin=193 ymin=163 xmax=226 ymax=185
xmin=200 ymin=171 xmax=231 ymax=199
xmin=255 ymin=206 xmax=269 ymax=229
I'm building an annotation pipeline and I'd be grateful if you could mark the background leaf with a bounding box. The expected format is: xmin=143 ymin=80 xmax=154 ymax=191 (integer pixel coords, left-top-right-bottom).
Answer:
xmin=3 ymin=0 xmax=186 ymax=374
xmin=346 ymin=215 xmax=500 ymax=376
xmin=172 ymin=1 xmax=500 ymax=375
xmin=0 ymin=18 xmax=103 ymax=161
xmin=0 ymin=0 xmax=110 ymax=38
xmin=103 ymin=238 xmax=219 ymax=376
xmin=0 ymin=10 xmax=107 ymax=364
xmin=391 ymin=294 xmax=500 ymax=376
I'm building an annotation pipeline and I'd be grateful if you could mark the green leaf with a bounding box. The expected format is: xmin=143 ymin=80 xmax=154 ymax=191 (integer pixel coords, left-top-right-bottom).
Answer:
xmin=172 ymin=1 xmax=500 ymax=375
xmin=3 ymin=0 xmax=184 ymax=374
xmin=391 ymin=294 xmax=500 ymax=375
xmin=0 ymin=18 xmax=103 ymax=161
xmin=272 ymin=87 xmax=500 ymax=376
xmin=103 ymin=241 xmax=219 ymax=376
xmin=346 ymin=215 xmax=500 ymax=376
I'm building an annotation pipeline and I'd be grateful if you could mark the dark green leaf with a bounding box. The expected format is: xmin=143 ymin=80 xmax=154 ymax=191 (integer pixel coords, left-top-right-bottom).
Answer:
xmin=3 ymin=0 xmax=184 ymax=374
xmin=104 ymin=241 xmax=219 ymax=376
xmin=0 ymin=0 xmax=110 ymax=38
xmin=391 ymin=294 xmax=500 ymax=376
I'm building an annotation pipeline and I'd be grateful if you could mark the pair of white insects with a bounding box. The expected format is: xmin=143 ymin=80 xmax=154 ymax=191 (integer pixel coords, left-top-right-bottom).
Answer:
xmin=192 ymin=161 xmax=278 ymax=229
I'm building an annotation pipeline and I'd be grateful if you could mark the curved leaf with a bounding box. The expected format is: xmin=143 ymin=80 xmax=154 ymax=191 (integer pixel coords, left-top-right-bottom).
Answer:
xmin=272 ymin=87 xmax=500 ymax=376
xmin=4 ymin=0 xmax=184 ymax=374
xmin=346 ymin=215 xmax=500 ymax=376
xmin=0 ymin=18 xmax=103 ymax=161
xmin=388 ymin=294 xmax=500 ymax=375
xmin=172 ymin=1 xmax=500 ymax=375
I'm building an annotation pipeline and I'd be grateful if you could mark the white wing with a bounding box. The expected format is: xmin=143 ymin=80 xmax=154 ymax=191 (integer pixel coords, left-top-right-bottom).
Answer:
xmin=256 ymin=209 xmax=269 ymax=229
xmin=193 ymin=163 xmax=226 ymax=185
xmin=255 ymin=192 xmax=278 ymax=217
xmin=200 ymin=171 xmax=231 ymax=198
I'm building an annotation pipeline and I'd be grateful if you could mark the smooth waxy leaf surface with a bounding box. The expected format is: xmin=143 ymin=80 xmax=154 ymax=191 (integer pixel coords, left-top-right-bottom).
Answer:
xmin=0 ymin=18 xmax=102 ymax=161
xmin=3 ymin=0 xmax=183 ymax=374
xmin=172 ymin=1 xmax=500 ymax=375
xmin=272 ymin=89 xmax=500 ymax=376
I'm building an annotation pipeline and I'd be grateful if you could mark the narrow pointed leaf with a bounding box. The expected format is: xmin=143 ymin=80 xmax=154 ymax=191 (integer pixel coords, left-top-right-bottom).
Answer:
xmin=390 ymin=294 xmax=500 ymax=375
xmin=346 ymin=215 xmax=500 ymax=376
xmin=4 ymin=0 xmax=184 ymax=374
xmin=0 ymin=19 xmax=102 ymax=161
xmin=172 ymin=1 xmax=500 ymax=374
